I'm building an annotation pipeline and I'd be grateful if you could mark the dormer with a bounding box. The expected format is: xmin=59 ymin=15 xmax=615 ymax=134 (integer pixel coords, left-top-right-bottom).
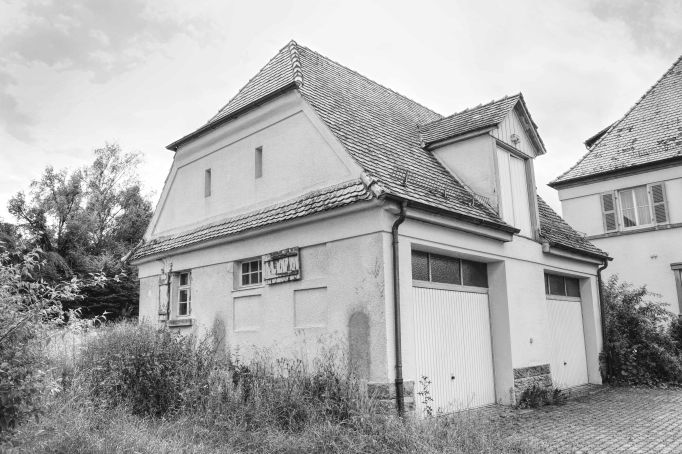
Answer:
xmin=420 ymin=94 xmax=547 ymax=238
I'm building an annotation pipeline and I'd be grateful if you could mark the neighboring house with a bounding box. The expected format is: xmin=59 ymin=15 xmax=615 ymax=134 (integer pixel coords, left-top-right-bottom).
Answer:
xmin=551 ymin=56 xmax=682 ymax=315
xmin=130 ymin=41 xmax=608 ymax=414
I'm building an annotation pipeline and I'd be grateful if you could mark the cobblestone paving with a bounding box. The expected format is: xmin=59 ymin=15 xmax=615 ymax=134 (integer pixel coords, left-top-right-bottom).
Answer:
xmin=494 ymin=387 xmax=682 ymax=453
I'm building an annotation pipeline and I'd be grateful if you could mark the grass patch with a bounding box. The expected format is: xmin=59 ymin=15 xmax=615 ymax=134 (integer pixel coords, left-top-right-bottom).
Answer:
xmin=3 ymin=322 xmax=540 ymax=453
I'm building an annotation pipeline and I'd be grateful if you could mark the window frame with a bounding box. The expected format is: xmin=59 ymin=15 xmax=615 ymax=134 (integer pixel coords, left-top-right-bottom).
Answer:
xmin=605 ymin=182 xmax=669 ymax=233
xmin=177 ymin=271 xmax=191 ymax=317
xmin=239 ymin=257 xmax=263 ymax=288
xmin=411 ymin=250 xmax=489 ymax=293
xmin=544 ymin=273 xmax=581 ymax=300
xmin=617 ymin=184 xmax=653 ymax=230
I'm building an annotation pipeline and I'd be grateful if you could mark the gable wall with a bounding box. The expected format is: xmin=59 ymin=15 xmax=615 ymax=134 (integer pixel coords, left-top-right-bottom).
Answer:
xmin=150 ymin=91 xmax=361 ymax=237
xmin=492 ymin=109 xmax=537 ymax=158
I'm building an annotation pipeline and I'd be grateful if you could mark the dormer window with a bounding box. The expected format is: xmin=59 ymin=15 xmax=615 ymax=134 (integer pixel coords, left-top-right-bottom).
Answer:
xmin=496 ymin=148 xmax=533 ymax=237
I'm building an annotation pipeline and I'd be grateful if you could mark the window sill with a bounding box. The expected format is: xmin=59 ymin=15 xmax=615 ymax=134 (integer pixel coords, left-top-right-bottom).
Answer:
xmin=232 ymin=285 xmax=264 ymax=297
xmin=587 ymin=222 xmax=682 ymax=240
xmin=167 ymin=318 xmax=193 ymax=328
xmin=546 ymin=295 xmax=581 ymax=302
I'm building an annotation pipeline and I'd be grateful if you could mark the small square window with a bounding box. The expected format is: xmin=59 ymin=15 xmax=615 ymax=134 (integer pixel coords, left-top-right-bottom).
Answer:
xmin=462 ymin=260 xmax=488 ymax=287
xmin=240 ymin=259 xmax=262 ymax=287
xmin=430 ymin=254 xmax=460 ymax=285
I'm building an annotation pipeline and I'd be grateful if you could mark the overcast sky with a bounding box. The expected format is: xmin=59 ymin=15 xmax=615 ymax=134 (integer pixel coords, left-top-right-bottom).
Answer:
xmin=1 ymin=0 xmax=681 ymax=222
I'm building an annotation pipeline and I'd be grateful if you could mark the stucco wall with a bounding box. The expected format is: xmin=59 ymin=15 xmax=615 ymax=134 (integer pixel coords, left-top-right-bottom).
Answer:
xmin=150 ymin=91 xmax=361 ymax=236
xmin=432 ymin=134 xmax=498 ymax=207
xmin=595 ymin=229 xmax=682 ymax=314
xmin=138 ymin=206 xmax=391 ymax=383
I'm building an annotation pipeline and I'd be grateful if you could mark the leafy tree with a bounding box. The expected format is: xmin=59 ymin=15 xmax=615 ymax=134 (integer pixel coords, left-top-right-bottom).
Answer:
xmin=602 ymin=275 xmax=682 ymax=385
xmin=5 ymin=143 xmax=152 ymax=319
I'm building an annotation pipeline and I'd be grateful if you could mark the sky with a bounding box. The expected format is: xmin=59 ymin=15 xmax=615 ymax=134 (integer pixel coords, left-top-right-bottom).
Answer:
xmin=1 ymin=0 xmax=681 ymax=222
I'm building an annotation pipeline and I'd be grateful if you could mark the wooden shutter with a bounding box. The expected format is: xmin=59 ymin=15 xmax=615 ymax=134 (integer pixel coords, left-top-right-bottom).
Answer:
xmin=649 ymin=183 xmax=668 ymax=224
xmin=601 ymin=192 xmax=617 ymax=232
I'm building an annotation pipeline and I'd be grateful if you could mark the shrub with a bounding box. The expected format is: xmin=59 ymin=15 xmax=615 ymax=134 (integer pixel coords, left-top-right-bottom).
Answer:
xmin=516 ymin=384 xmax=565 ymax=409
xmin=0 ymin=248 xmax=98 ymax=435
xmin=75 ymin=322 xmax=367 ymax=431
xmin=601 ymin=275 xmax=682 ymax=385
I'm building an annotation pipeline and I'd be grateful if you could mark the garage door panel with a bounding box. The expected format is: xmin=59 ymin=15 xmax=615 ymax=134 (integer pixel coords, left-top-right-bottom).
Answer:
xmin=547 ymin=298 xmax=588 ymax=389
xmin=413 ymin=287 xmax=496 ymax=413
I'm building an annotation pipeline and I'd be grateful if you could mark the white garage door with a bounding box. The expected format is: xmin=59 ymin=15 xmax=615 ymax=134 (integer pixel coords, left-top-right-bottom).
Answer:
xmin=547 ymin=298 xmax=589 ymax=389
xmin=413 ymin=286 xmax=496 ymax=413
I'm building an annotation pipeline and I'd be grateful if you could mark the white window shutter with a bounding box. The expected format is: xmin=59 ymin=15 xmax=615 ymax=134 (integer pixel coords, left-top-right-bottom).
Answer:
xmin=649 ymin=183 xmax=668 ymax=224
xmin=601 ymin=192 xmax=617 ymax=232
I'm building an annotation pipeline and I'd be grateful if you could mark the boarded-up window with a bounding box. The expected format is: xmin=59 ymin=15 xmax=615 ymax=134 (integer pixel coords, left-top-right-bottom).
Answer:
xmin=496 ymin=148 xmax=533 ymax=237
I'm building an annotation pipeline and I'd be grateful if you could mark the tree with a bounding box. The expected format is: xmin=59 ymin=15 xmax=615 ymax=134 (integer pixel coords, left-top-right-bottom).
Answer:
xmin=5 ymin=143 xmax=152 ymax=319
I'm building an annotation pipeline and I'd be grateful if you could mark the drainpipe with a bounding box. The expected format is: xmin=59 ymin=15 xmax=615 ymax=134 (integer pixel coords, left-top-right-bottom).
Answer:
xmin=392 ymin=200 xmax=408 ymax=417
xmin=597 ymin=259 xmax=609 ymax=380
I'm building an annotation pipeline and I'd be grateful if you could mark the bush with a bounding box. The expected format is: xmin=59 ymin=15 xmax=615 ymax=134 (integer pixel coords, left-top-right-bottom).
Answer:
xmin=601 ymin=276 xmax=682 ymax=385
xmin=0 ymin=249 xmax=85 ymax=435
xmin=75 ymin=322 xmax=367 ymax=431
xmin=516 ymin=384 xmax=565 ymax=409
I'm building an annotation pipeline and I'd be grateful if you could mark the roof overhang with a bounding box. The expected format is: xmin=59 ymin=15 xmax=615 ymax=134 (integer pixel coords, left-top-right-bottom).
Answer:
xmin=549 ymin=155 xmax=682 ymax=189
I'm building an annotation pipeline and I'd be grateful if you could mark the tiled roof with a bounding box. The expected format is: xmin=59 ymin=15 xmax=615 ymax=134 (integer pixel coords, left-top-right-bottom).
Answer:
xmin=419 ymin=95 xmax=520 ymax=145
xmin=155 ymin=40 xmax=602 ymax=260
xmin=552 ymin=55 xmax=682 ymax=186
xmin=131 ymin=180 xmax=372 ymax=260
xmin=537 ymin=197 xmax=608 ymax=258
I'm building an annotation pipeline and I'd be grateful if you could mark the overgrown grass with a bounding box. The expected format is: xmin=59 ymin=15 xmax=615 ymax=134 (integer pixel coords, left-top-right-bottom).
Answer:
xmin=3 ymin=322 xmax=539 ymax=453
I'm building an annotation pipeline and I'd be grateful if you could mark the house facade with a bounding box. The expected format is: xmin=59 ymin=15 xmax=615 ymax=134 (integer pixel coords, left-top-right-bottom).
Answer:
xmin=551 ymin=56 xmax=682 ymax=315
xmin=131 ymin=41 xmax=608 ymax=414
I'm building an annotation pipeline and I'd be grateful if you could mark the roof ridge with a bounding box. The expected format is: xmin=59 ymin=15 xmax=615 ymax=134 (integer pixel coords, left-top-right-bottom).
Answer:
xmin=208 ymin=41 xmax=297 ymax=123
xmin=288 ymin=40 xmax=303 ymax=87
xmin=553 ymin=54 xmax=682 ymax=184
xmin=295 ymin=42 xmax=442 ymax=118
xmin=420 ymin=92 xmax=521 ymax=128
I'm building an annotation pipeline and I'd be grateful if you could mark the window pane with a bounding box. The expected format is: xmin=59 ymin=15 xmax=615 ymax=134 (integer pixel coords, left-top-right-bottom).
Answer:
xmin=241 ymin=274 xmax=249 ymax=286
xmin=462 ymin=260 xmax=488 ymax=287
xmin=179 ymin=302 xmax=187 ymax=316
xmin=412 ymin=251 xmax=429 ymax=281
xmin=430 ymin=254 xmax=460 ymax=284
xmin=634 ymin=186 xmax=651 ymax=225
xmin=180 ymin=273 xmax=189 ymax=286
xmin=619 ymin=189 xmax=637 ymax=227
xmin=179 ymin=289 xmax=188 ymax=303
xmin=255 ymin=270 xmax=262 ymax=284
xmin=547 ymin=274 xmax=565 ymax=296
xmin=565 ymin=278 xmax=581 ymax=297
xmin=544 ymin=274 xmax=550 ymax=294
xmin=242 ymin=263 xmax=249 ymax=274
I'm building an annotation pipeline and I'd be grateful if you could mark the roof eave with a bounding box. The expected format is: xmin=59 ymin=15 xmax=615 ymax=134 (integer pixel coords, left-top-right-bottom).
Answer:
xmin=166 ymin=82 xmax=300 ymax=151
xmin=549 ymin=155 xmax=682 ymax=189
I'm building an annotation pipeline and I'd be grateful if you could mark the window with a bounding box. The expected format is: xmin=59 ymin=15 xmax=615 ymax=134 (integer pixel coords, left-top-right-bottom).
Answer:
xmin=544 ymin=273 xmax=580 ymax=298
xmin=411 ymin=251 xmax=488 ymax=288
xmin=496 ymin=148 xmax=533 ymax=237
xmin=601 ymin=183 xmax=668 ymax=232
xmin=204 ymin=169 xmax=212 ymax=197
xmin=177 ymin=272 xmax=191 ymax=316
xmin=255 ymin=147 xmax=263 ymax=179
xmin=240 ymin=258 xmax=262 ymax=287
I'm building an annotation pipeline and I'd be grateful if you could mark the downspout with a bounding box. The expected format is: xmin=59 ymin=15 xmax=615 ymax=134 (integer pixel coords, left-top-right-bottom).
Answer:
xmin=597 ymin=259 xmax=609 ymax=380
xmin=392 ymin=200 xmax=408 ymax=416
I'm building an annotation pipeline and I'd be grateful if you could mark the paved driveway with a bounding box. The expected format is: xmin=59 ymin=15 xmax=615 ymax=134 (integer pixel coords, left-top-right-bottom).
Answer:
xmin=495 ymin=387 xmax=682 ymax=453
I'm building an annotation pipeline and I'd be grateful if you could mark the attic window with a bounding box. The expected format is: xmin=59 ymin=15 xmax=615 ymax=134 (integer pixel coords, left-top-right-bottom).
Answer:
xmin=205 ymin=169 xmax=212 ymax=197
xmin=255 ymin=147 xmax=263 ymax=179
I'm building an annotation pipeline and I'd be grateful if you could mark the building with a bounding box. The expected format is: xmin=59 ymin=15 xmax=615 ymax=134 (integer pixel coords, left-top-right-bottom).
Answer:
xmin=551 ymin=56 xmax=682 ymax=315
xmin=130 ymin=41 xmax=608 ymax=414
